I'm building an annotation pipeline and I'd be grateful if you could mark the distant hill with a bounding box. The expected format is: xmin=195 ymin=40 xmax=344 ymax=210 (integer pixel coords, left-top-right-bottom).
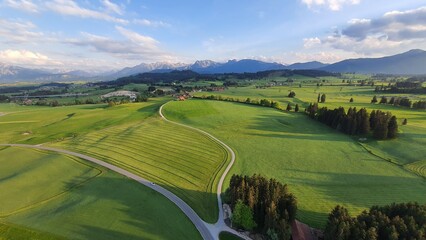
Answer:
xmin=0 ymin=63 xmax=107 ymax=83
xmin=321 ymin=49 xmax=426 ymax=74
xmin=190 ymin=59 xmax=286 ymax=73
xmin=0 ymin=63 xmax=51 ymax=82
xmin=286 ymin=61 xmax=328 ymax=70
xmin=110 ymin=59 xmax=286 ymax=76
xmin=3 ymin=49 xmax=425 ymax=83
xmin=110 ymin=62 xmax=187 ymax=79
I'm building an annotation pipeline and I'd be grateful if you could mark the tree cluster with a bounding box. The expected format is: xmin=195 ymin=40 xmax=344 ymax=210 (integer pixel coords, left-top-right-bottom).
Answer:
xmin=227 ymin=174 xmax=297 ymax=240
xmin=413 ymin=100 xmax=426 ymax=110
xmin=317 ymin=93 xmax=326 ymax=103
xmin=372 ymin=96 xmax=426 ymax=110
xmin=288 ymin=91 xmax=296 ymax=98
xmin=324 ymin=202 xmax=426 ymax=240
xmin=0 ymin=94 xmax=10 ymax=103
xmin=305 ymin=104 xmax=398 ymax=140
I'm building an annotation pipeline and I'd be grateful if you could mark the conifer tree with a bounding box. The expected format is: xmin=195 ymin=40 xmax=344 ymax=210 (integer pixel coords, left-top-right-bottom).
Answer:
xmin=387 ymin=116 xmax=398 ymax=139
xmin=321 ymin=94 xmax=326 ymax=103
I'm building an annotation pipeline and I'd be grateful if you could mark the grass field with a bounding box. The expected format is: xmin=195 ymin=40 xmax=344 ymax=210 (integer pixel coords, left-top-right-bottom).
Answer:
xmin=194 ymin=84 xmax=426 ymax=177
xmin=163 ymin=99 xmax=426 ymax=228
xmin=0 ymin=99 xmax=229 ymax=223
xmin=53 ymin=116 xmax=229 ymax=222
xmin=0 ymin=146 xmax=201 ymax=240
xmin=219 ymin=232 xmax=242 ymax=240
xmin=0 ymin=100 xmax=166 ymax=144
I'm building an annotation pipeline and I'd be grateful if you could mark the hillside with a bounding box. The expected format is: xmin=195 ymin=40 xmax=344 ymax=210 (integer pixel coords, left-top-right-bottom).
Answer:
xmin=321 ymin=49 xmax=426 ymax=74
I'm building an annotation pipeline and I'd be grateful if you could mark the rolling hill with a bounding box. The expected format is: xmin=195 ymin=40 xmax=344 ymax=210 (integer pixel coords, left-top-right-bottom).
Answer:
xmin=321 ymin=49 xmax=426 ymax=74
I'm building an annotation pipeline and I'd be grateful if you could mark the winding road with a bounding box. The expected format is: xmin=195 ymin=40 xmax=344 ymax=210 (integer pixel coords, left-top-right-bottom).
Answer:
xmin=1 ymin=102 xmax=249 ymax=240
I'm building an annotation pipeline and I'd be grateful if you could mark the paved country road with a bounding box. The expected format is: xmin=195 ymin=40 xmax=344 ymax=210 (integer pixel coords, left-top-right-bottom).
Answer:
xmin=0 ymin=102 xmax=250 ymax=240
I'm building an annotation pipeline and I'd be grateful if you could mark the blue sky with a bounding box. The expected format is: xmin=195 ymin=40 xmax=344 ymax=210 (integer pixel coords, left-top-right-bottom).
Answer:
xmin=0 ymin=0 xmax=425 ymax=71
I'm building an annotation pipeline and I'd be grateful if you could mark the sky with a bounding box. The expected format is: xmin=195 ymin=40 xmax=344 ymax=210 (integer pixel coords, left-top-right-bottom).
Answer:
xmin=0 ymin=0 xmax=425 ymax=72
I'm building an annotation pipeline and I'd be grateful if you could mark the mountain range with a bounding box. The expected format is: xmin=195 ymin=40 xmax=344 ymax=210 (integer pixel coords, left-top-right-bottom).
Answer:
xmin=320 ymin=49 xmax=426 ymax=75
xmin=1 ymin=49 xmax=425 ymax=83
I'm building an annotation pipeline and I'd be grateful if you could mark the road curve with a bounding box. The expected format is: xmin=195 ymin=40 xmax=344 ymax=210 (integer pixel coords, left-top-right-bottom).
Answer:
xmin=0 ymin=143 xmax=214 ymax=240
xmin=159 ymin=103 xmax=250 ymax=240
xmin=1 ymin=101 xmax=249 ymax=240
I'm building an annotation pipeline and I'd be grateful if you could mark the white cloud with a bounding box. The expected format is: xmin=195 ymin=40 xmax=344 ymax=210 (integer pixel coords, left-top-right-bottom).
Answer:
xmin=0 ymin=49 xmax=48 ymax=60
xmin=115 ymin=26 xmax=158 ymax=48
xmin=322 ymin=34 xmax=404 ymax=54
xmin=0 ymin=49 xmax=63 ymax=66
xmin=0 ymin=18 xmax=44 ymax=43
xmin=343 ymin=6 xmax=426 ymax=41
xmin=301 ymin=0 xmax=361 ymax=11
xmin=303 ymin=6 xmax=426 ymax=56
xmin=133 ymin=18 xmax=170 ymax=28
xmin=3 ymin=0 xmax=39 ymax=13
xmin=101 ymin=0 xmax=124 ymax=15
xmin=303 ymin=37 xmax=321 ymax=48
xmin=45 ymin=0 xmax=128 ymax=24
xmin=65 ymin=28 xmax=175 ymax=62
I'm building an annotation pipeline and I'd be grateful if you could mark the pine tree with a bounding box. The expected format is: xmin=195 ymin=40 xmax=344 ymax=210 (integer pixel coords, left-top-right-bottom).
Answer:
xmin=358 ymin=108 xmax=370 ymax=135
xmin=294 ymin=104 xmax=299 ymax=112
xmin=349 ymin=98 xmax=354 ymax=102
xmin=371 ymin=95 xmax=378 ymax=103
xmin=387 ymin=116 xmax=398 ymax=139
xmin=286 ymin=103 xmax=292 ymax=111
xmin=402 ymin=118 xmax=407 ymax=125
xmin=369 ymin=110 xmax=377 ymax=130
xmin=324 ymin=206 xmax=353 ymax=240
xmin=373 ymin=114 xmax=389 ymax=140
xmin=321 ymin=94 xmax=326 ymax=103
xmin=317 ymin=93 xmax=321 ymax=103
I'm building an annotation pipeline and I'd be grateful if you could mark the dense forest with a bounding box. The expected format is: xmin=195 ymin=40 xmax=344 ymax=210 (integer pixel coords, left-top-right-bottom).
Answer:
xmin=324 ymin=202 xmax=426 ymax=240
xmin=227 ymin=174 xmax=297 ymax=240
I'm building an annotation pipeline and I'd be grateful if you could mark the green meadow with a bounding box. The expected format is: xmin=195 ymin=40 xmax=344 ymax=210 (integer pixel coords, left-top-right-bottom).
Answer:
xmin=0 ymin=146 xmax=201 ymax=240
xmin=53 ymin=117 xmax=229 ymax=223
xmin=163 ymin=99 xmax=426 ymax=228
xmin=1 ymin=76 xmax=425 ymax=235
xmin=0 ymin=99 xmax=229 ymax=223
xmin=194 ymin=83 xmax=426 ymax=176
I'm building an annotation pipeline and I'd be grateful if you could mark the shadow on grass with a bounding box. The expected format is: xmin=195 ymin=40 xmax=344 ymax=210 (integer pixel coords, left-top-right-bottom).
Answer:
xmin=296 ymin=209 xmax=329 ymax=229
xmin=59 ymin=174 xmax=213 ymax=240
xmin=247 ymin=113 xmax=352 ymax=142
xmin=284 ymin=167 xmax=426 ymax=208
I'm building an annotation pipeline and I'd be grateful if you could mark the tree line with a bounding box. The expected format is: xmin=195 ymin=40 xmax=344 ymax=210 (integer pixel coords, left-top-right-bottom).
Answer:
xmin=374 ymin=81 xmax=426 ymax=94
xmin=324 ymin=202 xmax=426 ymax=240
xmin=306 ymin=103 xmax=398 ymax=140
xmin=196 ymin=95 xmax=300 ymax=113
xmin=371 ymin=95 xmax=426 ymax=110
xmin=227 ymin=174 xmax=297 ymax=240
